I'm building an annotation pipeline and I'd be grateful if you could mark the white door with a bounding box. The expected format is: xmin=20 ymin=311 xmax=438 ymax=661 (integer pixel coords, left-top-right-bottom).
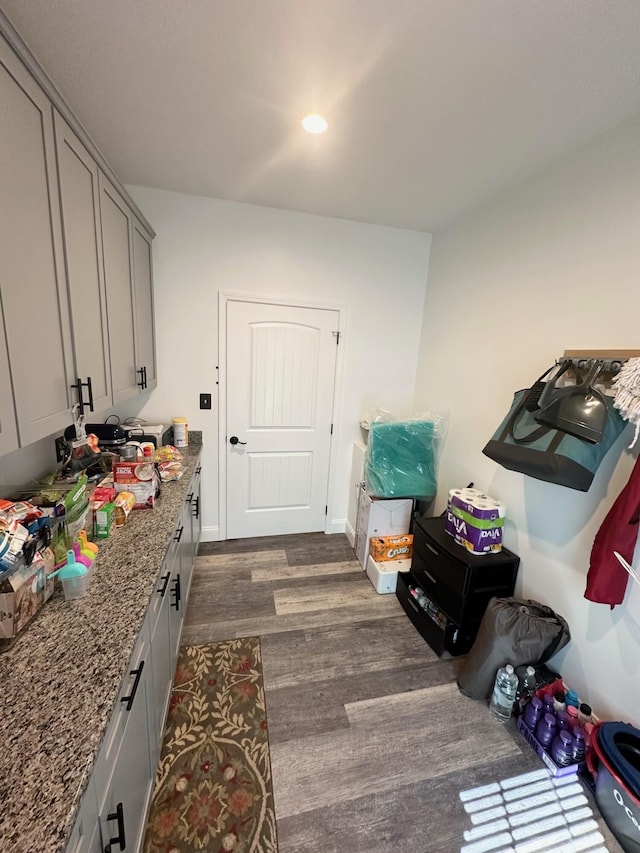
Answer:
xmin=226 ymin=300 xmax=339 ymax=538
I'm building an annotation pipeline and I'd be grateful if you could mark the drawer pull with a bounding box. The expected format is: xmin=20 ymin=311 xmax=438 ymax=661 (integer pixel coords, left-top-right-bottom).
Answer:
xmin=104 ymin=801 xmax=126 ymax=852
xmin=171 ymin=575 xmax=181 ymax=610
xmin=120 ymin=661 xmax=144 ymax=711
xmin=157 ymin=572 xmax=170 ymax=597
xmin=186 ymin=492 xmax=194 ymax=505
xmin=423 ymin=569 xmax=437 ymax=585
xmin=424 ymin=541 xmax=439 ymax=557
xmin=192 ymin=496 xmax=200 ymax=519
xmin=174 ymin=526 xmax=183 ymax=543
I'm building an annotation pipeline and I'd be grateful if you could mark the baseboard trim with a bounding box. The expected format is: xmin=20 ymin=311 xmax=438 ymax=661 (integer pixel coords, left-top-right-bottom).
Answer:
xmin=345 ymin=520 xmax=356 ymax=547
xmin=326 ymin=518 xmax=346 ymax=535
xmin=201 ymin=525 xmax=221 ymax=542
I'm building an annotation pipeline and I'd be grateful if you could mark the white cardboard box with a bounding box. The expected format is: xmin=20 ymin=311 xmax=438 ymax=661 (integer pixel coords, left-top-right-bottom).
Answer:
xmin=355 ymin=486 xmax=413 ymax=569
xmin=366 ymin=555 xmax=412 ymax=594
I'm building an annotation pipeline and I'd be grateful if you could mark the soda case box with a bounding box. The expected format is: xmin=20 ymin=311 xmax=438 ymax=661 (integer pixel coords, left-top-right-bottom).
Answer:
xmin=445 ymin=487 xmax=505 ymax=555
xmin=516 ymin=716 xmax=584 ymax=777
xmin=112 ymin=460 xmax=157 ymax=509
xmin=369 ymin=534 xmax=413 ymax=562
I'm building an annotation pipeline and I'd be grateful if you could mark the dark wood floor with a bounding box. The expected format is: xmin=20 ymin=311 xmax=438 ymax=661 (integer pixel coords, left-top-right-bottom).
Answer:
xmin=185 ymin=533 xmax=622 ymax=853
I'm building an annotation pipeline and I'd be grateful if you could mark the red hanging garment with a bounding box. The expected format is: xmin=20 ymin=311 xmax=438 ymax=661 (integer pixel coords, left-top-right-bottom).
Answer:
xmin=585 ymin=453 xmax=640 ymax=608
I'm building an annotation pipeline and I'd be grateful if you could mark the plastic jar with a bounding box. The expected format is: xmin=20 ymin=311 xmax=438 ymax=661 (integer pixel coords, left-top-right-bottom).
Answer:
xmin=172 ymin=417 xmax=188 ymax=448
xmin=578 ymin=703 xmax=593 ymax=726
xmin=553 ymin=691 xmax=567 ymax=712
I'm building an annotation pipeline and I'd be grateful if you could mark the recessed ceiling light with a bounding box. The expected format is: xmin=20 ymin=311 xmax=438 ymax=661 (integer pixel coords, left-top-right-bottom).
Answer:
xmin=302 ymin=114 xmax=328 ymax=134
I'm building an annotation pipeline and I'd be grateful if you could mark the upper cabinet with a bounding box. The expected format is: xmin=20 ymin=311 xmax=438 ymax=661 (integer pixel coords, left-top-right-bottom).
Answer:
xmin=53 ymin=110 xmax=113 ymax=414
xmin=132 ymin=218 xmax=158 ymax=392
xmin=0 ymin=18 xmax=157 ymax=455
xmin=99 ymin=174 xmax=141 ymax=404
xmin=0 ymin=296 xmax=19 ymax=456
xmin=100 ymin=174 xmax=158 ymax=403
xmin=0 ymin=34 xmax=74 ymax=446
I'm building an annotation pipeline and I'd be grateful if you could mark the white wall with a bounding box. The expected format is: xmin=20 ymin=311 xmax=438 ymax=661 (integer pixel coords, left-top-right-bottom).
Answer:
xmin=121 ymin=189 xmax=431 ymax=541
xmin=414 ymin=113 xmax=640 ymax=721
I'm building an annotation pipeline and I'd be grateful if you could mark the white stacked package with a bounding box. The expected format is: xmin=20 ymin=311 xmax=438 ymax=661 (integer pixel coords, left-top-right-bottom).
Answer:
xmin=445 ymin=487 xmax=506 ymax=554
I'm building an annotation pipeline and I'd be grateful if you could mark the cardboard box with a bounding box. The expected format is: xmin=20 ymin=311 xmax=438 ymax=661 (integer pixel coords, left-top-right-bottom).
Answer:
xmin=366 ymin=555 xmax=411 ymax=594
xmin=369 ymin=534 xmax=413 ymax=562
xmin=0 ymin=549 xmax=55 ymax=641
xmin=94 ymin=502 xmax=115 ymax=538
xmin=112 ymin=460 xmax=156 ymax=509
xmin=516 ymin=716 xmax=583 ymax=777
xmin=355 ymin=487 xmax=413 ymax=569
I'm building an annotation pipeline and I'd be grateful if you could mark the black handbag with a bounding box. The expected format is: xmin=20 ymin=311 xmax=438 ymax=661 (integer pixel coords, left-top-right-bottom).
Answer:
xmin=482 ymin=365 xmax=627 ymax=491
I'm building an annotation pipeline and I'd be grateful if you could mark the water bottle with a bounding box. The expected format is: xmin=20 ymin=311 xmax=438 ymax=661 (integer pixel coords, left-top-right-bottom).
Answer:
xmin=489 ymin=664 xmax=518 ymax=723
xmin=516 ymin=665 xmax=537 ymax=715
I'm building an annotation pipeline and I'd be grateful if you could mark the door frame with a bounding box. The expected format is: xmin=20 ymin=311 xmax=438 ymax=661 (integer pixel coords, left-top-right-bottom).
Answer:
xmin=218 ymin=291 xmax=347 ymax=541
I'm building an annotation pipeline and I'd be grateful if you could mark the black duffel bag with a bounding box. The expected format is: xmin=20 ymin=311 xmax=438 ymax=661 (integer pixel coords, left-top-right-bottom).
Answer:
xmin=457 ymin=597 xmax=571 ymax=700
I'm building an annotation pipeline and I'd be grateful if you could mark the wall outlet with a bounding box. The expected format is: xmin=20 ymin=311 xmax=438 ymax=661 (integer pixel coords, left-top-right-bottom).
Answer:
xmin=199 ymin=393 xmax=212 ymax=410
xmin=55 ymin=436 xmax=68 ymax=463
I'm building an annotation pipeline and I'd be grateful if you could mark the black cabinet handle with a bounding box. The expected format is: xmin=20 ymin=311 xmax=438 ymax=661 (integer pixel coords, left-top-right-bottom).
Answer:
xmin=195 ymin=465 xmax=201 ymax=475
xmin=186 ymin=492 xmax=193 ymax=505
xmin=174 ymin=526 xmax=183 ymax=543
xmin=120 ymin=661 xmax=144 ymax=711
xmin=143 ymin=365 xmax=147 ymax=388
xmin=171 ymin=575 xmax=181 ymax=611
xmin=86 ymin=375 xmax=94 ymax=411
xmin=157 ymin=572 xmax=170 ymax=597
xmin=192 ymin=496 xmax=200 ymax=520
xmin=137 ymin=367 xmax=145 ymax=389
xmin=104 ymin=802 xmax=126 ymax=852
xmin=71 ymin=376 xmax=94 ymax=414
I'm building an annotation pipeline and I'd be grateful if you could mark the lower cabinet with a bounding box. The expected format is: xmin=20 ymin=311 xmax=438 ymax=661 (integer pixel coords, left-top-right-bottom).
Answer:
xmin=66 ymin=459 xmax=201 ymax=853
xmin=98 ymin=625 xmax=154 ymax=853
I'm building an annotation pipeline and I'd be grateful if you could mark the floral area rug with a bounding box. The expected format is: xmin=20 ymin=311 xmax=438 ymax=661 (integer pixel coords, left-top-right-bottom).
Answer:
xmin=144 ymin=638 xmax=278 ymax=853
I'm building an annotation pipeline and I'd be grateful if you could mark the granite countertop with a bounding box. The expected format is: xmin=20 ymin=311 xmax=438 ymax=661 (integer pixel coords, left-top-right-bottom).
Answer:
xmin=0 ymin=439 xmax=202 ymax=853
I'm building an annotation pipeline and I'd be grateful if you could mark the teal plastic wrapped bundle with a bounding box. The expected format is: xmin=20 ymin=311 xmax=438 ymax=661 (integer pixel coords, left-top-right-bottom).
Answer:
xmin=365 ymin=419 xmax=440 ymax=500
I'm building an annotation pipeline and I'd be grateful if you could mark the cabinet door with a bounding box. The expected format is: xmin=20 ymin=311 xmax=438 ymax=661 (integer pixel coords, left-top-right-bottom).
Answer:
xmin=148 ymin=569 xmax=173 ymax=769
xmin=98 ymin=635 xmax=153 ymax=853
xmin=54 ymin=111 xmax=112 ymax=413
xmin=65 ymin=777 xmax=99 ymax=853
xmin=131 ymin=219 xmax=157 ymax=392
xmin=0 ymin=295 xmax=19 ymax=455
xmin=0 ymin=35 xmax=73 ymax=445
xmin=166 ymin=532 xmax=183 ymax=675
xmin=99 ymin=173 xmax=140 ymax=404
xmin=190 ymin=464 xmax=202 ymax=562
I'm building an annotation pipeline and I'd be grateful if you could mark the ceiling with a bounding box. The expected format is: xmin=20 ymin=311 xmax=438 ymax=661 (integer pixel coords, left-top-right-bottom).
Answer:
xmin=2 ymin=0 xmax=640 ymax=233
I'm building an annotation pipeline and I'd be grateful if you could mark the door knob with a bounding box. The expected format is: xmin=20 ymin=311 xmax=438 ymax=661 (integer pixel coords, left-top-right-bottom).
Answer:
xmin=229 ymin=436 xmax=247 ymax=445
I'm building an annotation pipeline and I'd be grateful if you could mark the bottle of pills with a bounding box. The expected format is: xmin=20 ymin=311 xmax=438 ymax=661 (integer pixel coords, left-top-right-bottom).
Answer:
xmin=578 ymin=703 xmax=593 ymax=727
xmin=172 ymin=417 xmax=188 ymax=448
xmin=553 ymin=691 xmax=566 ymax=713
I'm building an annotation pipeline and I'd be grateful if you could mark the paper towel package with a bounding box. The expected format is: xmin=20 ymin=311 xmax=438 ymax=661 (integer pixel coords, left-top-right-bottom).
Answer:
xmin=445 ymin=488 xmax=505 ymax=554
